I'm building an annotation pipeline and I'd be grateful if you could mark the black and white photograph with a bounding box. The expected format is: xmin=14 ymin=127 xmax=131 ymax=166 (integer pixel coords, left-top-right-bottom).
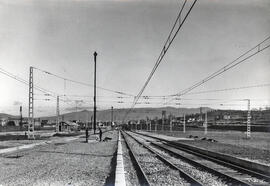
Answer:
xmin=0 ymin=0 xmax=269 ymax=185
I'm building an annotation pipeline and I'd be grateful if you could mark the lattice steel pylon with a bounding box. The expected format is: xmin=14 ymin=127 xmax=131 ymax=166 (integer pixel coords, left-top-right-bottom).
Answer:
xmin=28 ymin=66 xmax=35 ymax=139
xmin=246 ymin=99 xmax=251 ymax=138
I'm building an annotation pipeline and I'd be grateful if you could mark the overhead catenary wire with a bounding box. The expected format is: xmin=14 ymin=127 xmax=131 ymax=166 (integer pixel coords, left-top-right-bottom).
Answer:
xmin=123 ymin=0 xmax=198 ymax=121
xmin=183 ymin=83 xmax=270 ymax=95
xmin=0 ymin=67 xmax=74 ymax=107
xmin=0 ymin=67 xmax=57 ymax=96
xmin=166 ymin=35 xmax=270 ymax=103
xmin=140 ymin=83 xmax=270 ymax=98
xmin=33 ymin=66 xmax=134 ymax=96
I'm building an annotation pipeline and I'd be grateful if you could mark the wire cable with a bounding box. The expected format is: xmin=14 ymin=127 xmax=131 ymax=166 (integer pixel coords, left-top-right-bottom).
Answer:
xmin=123 ymin=0 xmax=198 ymax=121
xmin=166 ymin=35 xmax=270 ymax=103
xmin=33 ymin=66 xmax=134 ymax=96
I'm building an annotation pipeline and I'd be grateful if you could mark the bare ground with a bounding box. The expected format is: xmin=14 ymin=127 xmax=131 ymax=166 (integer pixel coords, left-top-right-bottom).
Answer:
xmin=0 ymin=130 xmax=118 ymax=186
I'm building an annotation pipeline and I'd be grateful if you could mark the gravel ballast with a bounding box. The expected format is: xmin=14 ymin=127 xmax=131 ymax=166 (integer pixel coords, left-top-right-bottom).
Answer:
xmin=131 ymin=131 xmax=269 ymax=185
xmin=121 ymin=134 xmax=140 ymax=186
xmin=124 ymin=133 xmax=190 ymax=186
xmin=0 ymin=130 xmax=118 ymax=186
xmin=129 ymin=132 xmax=227 ymax=186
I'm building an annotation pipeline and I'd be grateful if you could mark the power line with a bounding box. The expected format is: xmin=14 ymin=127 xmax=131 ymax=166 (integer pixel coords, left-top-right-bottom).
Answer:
xmin=166 ymin=35 xmax=270 ymax=103
xmin=123 ymin=0 xmax=198 ymax=121
xmin=33 ymin=66 xmax=134 ymax=96
xmin=184 ymin=83 xmax=270 ymax=95
xmin=131 ymin=83 xmax=270 ymax=98
xmin=0 ymin=67 xmax=74 ymax=107
xmin=0 ymin=67 xmax=56 ymax=96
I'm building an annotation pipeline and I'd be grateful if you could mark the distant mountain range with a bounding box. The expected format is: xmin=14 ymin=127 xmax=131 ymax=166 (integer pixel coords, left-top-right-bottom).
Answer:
xmin=39 ymin=107 xmax=212 ymax=122
xmin=0 ymin=107 xmax=212 ymax=122
xmin=0 ymin=113 xmax=20 ymax=119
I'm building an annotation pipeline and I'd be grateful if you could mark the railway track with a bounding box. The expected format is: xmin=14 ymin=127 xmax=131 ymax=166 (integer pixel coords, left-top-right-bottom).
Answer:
xmin=121 ymin=130 xmax=204 ymax=186
xmin=128 ymin=131 xmax=270 ymax=186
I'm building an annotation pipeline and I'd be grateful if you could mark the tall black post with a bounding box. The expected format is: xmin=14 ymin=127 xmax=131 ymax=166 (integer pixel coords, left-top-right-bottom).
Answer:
xmin=93 ymin=51 xmax=97 ymax=134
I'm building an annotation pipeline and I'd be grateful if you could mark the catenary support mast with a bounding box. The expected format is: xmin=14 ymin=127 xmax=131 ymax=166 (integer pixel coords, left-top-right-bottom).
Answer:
xmin=28 ymin=66 xmax=35 ymax=139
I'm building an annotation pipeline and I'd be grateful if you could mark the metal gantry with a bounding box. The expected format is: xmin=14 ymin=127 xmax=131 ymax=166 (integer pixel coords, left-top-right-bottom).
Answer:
xmin=28 ymin=66 xmax=35 ymax=139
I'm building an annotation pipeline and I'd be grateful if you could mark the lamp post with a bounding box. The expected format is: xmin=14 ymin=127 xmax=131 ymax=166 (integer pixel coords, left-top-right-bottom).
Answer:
xmin=93 ymin=51 xmax=97 ymax=134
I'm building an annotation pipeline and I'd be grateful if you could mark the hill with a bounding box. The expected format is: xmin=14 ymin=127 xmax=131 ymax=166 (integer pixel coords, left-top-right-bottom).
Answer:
xmin=40 ymin=107 xmax=212 ymax=122
xmin=0 ymin=113 xmax=20 ymax=119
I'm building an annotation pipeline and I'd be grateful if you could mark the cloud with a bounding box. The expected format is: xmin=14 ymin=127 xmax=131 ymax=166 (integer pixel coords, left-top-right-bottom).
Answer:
xmin=13 ymin=101 xmax=22 ymax=106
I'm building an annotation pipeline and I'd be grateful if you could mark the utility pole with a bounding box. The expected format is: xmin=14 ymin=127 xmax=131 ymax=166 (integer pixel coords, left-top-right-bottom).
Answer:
xmin=56 ymin=96 xmax=60 ymax=132
xmin=93 ymin=51 xmax=97 ymax=134
xmin=146 ymin=117 xmax=149 ymax=131
xmin=28 ymin=66 xmax=35 ymax=139
xmin=170 ymin=117 xmax=172 ymax=132
xmin=19 ymin=106 xmax=23 ymax=130
xmin=75 ymin=100 xmax=81 ymax=122
xmin=111 ymin=106 xmax=114 ymax=127
xmin=200 ymin=107 xmax=202 ymax=121
xmin=204 ymin=111 xmax=208 ymax=135
xmin=162 ymin=111 xmax=166 ymax=131
xmin=155 ymin=118 xmax=157 ymax=133
xmin=86 ymin=111 xmax=89 ymax=142
xmin=246 ymin=99 xmax=251 ymax=138
xmin=91 ymin=115 xmax=93 ymax=131
xmin=85 ymin=114 xmax=89 ymax=143
xmin=149 ymin=119 xmax=151 ymax=132
xmin=183 ymin=114 xmax=186 ymax=133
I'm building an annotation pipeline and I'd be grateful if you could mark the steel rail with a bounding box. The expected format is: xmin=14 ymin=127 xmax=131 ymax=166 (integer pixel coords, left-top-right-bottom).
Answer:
xmin=123 ymin=131 xmax=203 ymax=186
xmin=151 ymin=141 xmax=251 ymax=186
xmin=121 ymin=131 xmax=151 ymax=186
xmin=131 ymin=131 xmax=270 ymax=184
xmin=167 ymin=141 xmax=270 ymax=183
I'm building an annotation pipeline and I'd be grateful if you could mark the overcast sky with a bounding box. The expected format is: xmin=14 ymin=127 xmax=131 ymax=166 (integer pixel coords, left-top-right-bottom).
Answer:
xmin=0 ymin=0 xmax=269 ymax=117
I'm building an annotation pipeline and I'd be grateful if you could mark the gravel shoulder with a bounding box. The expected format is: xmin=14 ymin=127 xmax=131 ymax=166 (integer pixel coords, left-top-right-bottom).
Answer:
xmin=0 ymin=130 xmax=118 ymax=186
xmin=139 ymin=130 xmax=270 ymax=166
xmin=178 ymin=140 xmax=270 ymax=166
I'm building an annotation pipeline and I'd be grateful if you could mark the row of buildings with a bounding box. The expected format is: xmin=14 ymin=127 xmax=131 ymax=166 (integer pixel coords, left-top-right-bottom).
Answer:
xmin=127 ymin=109 xmax=270 ymax=126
